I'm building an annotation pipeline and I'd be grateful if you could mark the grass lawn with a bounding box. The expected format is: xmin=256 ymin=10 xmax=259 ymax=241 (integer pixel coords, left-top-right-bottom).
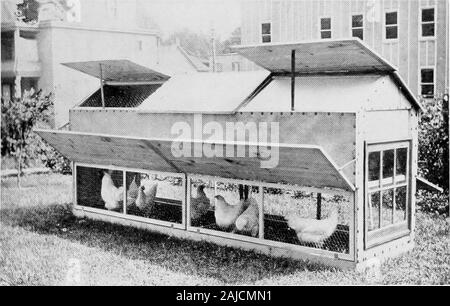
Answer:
xmin=0 ymin=174 xmax=449 ymax=285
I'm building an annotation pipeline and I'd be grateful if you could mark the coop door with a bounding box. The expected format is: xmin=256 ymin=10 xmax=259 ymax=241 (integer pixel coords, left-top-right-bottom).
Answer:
xmin=365 ymin=141 xmax=411 ymax=249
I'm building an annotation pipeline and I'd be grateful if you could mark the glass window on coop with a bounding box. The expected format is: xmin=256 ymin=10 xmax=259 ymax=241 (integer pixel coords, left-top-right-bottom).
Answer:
xmin=76 ymin=165 xmax=125 ymax=213
xmin=125 ymin=171 xmax=184 ymax=225
xmin=189 ymin=177 xmax=261 ymax=239
xmin=263 ymin=187 xmax=352 ymax=254
xmin=366 ymin=141 xmax=410 ymax=247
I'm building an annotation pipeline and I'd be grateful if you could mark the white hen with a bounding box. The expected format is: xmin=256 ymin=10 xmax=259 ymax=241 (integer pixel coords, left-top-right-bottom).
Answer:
xmin=286 ymin=208 xmax=338 ymax=247
xmin=101 ymin=171 xmax=124 ymax=211
xmin=136 ymin=179 xmax=158 ymax=216
xmin=235 ymin=197 xmax=259 ymax=237
xmin=214 ymin=195 xmax=246 ymax=231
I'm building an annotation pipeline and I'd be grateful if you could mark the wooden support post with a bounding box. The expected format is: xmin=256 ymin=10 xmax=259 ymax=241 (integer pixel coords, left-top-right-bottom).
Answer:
xmin=291 ymin=49 xmax=296 ymax=111
xmin=99 ymin=63 xmax=105 ymax=109
xmin=316 ymin=193 xmax=322 ymax=220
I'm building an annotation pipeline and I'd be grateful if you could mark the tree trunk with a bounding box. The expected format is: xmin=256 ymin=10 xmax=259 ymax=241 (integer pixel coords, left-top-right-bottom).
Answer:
xmin=16 ymin=148 xmax=22 ymax=189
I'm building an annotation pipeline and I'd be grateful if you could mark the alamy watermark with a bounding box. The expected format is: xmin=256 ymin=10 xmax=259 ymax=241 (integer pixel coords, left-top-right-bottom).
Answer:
xmin=171 ymin=114 xmax=280 ymax=169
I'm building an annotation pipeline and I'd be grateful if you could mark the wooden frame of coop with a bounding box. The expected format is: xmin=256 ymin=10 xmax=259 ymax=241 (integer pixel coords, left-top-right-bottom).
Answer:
xmin=37 ymin=39 xmax=423 ymax=271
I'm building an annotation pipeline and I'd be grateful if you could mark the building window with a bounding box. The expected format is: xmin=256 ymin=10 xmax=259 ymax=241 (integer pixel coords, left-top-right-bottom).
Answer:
xmin=385 ymin=11 xmax=398 ymax=40
xmin=1 ymin=31 xmax=14 ymax=61
xmin=352 ymin=14 xmax=364 ymax=40
xmin=261 ymin=23 xmax=271 ymax=43
xmin=232 ymin=62 xmax=241 ymax=72
xmin=421 ymin=8 xmax=435 ymax=37
xmin=320 ymin=17 xmax=332 ymax=39
xmin=366 ymin=142 xmax=410 ymax=246
xmin=137 ymin=40 xmax=143 ymax=51
xmin=420 ymin=68 xmax=435 ymax=98
xmin=108 ymin=0 xmax=118 ymax=18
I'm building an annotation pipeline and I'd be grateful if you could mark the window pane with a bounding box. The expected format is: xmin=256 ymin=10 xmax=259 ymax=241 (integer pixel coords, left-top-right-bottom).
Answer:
xmin=352 ymin=14 xmax=363 ymax=28
xmin=394 ymin=186 xmax=407 ymax=223
xmin=396 ymin=148 xmax=408 ymax=182
xmin=352 ymin=29 xmax=364 ymax=40
xmin=422 ymin=23 xmax=435 ymax=37
xmin=262 ymin=35 xmax=271 ymax=43
xmin=321 ymin=30 xmax=332 ymax=39
xmin=386 ymin=12 xmax=397 ymax=25
xmin=386 ymin=26 xmax=398 ymax=39
xmin=382 ymin=150 xmax=395 ymax=185
xmin=321 ymin=18 xmax=331 ymax=30
xmin=381 ymin=189 xmax=394 ymax=227
xmin=422 ymin=8 xmax=434 ymax=22
xmin=261 ymin=23 xmax=271 ymax=35
xmin=369 ymin=152 xmax=380 ymax=182
xmin=421 ymin=85 xmax=435 ymax=97
xmin=421 ymin=69 xmax=434 ymax=83
xmin=368 ymin=192 xmax=380 ymax=231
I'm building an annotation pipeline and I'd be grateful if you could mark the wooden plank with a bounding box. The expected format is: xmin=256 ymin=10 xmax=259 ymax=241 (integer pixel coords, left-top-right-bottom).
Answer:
xmin=37 ymin=129 xmax=355 ymax=191
xmin=62 ymin=59 xmax=170 ymax=83
xmin=416 ymin=176 xmax=444 ymax=193
xmin=36 ymin=130 xmax=179 ymax=173
xmin=152 ymin=139 xmax=355 ymax=191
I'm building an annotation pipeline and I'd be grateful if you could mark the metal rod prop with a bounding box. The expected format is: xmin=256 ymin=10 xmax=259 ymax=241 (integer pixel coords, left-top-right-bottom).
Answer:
xmin=291 ymin=49 xmax=296 ymax=111
xmin=99 ymin=63 xmax=105 ymax=109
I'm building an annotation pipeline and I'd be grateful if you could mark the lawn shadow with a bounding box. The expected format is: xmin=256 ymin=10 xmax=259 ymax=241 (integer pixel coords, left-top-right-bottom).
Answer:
xmin=1 ymin=203 xmax=338 ymax=284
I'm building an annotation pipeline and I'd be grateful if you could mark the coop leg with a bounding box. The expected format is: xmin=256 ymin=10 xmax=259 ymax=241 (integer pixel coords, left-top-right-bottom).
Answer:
xmin=316 ymin=193 xmax=322 ymax=220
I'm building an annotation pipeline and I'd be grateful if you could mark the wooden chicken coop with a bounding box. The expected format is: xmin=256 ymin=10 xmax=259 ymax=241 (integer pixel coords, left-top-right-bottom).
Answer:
xmin=36 ymin=39 xmax=423 ymax=271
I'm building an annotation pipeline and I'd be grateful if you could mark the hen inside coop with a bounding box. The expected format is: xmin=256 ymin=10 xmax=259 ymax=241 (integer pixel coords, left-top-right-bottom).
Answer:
xmin=188 ymin=176 xmax=352 ymax=255
xmin=76 ymin=165 xmax=184 ymax=225
xmin=189 ymin=178 xmax=261 ymax=238
xmin=125 ymin=171 xmax=184 ymax=224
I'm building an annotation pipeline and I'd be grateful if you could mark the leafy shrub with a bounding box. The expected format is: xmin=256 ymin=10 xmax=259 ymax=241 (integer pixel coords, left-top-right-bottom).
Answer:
xmin=418 ymin=97 xmax=449 ymax=193
xmin=1 ymin=91 xmax=72 ymax=178
xmin=416 ymin=190 xmax=449 ymax=218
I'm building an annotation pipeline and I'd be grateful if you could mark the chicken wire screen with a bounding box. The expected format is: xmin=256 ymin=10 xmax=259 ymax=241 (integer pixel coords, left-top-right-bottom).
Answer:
xmin=188 ymin=176 xmax=351 ymax=255
xmin=263 ymin=188 xmax=351 ymax=254
xmin=125 ymin=171 xmax=184 ymax=224
xmin=189 ymin=178 xmax=261 ymax=239
xmin=76 ymin=166 xmax=124 ymax=212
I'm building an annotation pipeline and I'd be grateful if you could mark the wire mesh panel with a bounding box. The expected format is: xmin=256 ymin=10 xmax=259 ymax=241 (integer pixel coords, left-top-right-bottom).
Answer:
xmin=263 ymin=187 xmax=351 ymax=254
xmin=189 ymin=177 xmax=261 ymax=239
xmin=76 ymin=165 xmax=124 ymax=212
xmin=125 ymin=171 xmax=184 ymax=224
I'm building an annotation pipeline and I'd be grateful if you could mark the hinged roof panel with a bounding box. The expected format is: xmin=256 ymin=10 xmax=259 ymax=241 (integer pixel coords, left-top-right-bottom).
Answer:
xmin=233 ymin=39 xmax=396 ymax=74
xmin=137 ymin=71 xmax=270 ymax=113
xmin=62 ymin=60 xmax=170 ymax=84
xmin=36 ymin=129 xmax=354 ymax=192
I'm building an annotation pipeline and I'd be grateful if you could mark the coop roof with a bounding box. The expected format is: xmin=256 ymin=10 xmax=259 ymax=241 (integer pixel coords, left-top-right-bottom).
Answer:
xmin=62 ymin=60 xmax=170 ymax=84
xmin=233 ymin=39 xmax=423 ymax=112
xmin=35 ymin=129 xmax=355 ymax=192
xmin=137 ymin=71 xmax=270 ymax=113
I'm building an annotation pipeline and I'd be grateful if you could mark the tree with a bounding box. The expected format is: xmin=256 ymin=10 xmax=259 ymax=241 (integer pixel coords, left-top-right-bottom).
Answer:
xmin=219 ymin=27 xmax=241 ymax=54
xmin=418 ymin=97 xmax=449 ymax=193
xmin=16 ymin=0 xmax=40 ymax=23
xmin=164 ymin=29 xmax=212 ymax=59
xmin=16 ymin=0 xmax=71 ymax=23
xmin=1 ymin=91 xmax=53 ymax=188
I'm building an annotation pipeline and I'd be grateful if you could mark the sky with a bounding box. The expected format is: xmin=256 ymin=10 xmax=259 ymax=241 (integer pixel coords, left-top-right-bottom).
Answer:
xmin=141 ymin=0 xmax=242 ymax=40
